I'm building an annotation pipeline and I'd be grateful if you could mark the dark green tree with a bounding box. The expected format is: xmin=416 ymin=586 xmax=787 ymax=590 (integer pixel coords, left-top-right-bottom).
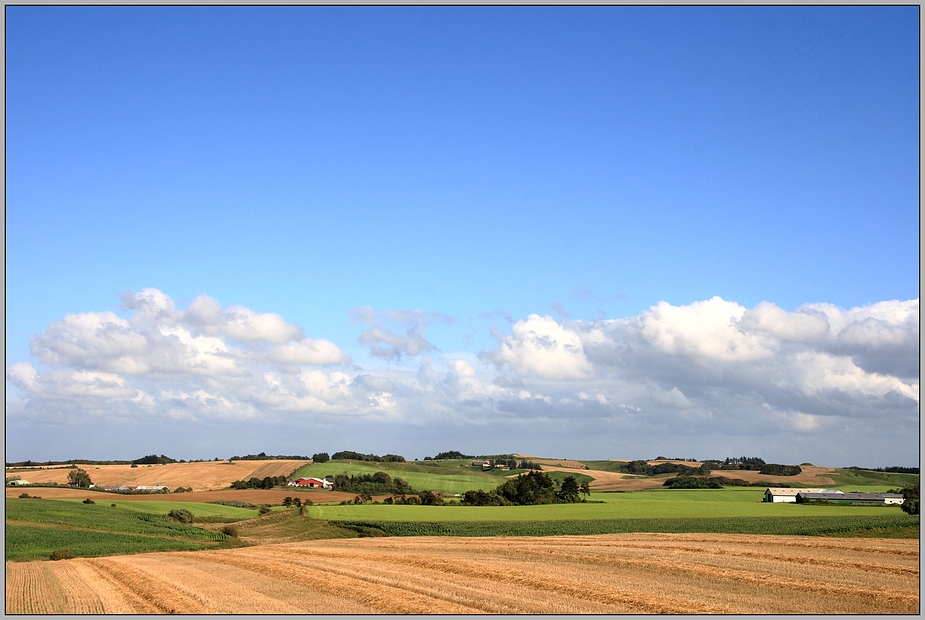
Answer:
xmin=900 ymin=484 xmax=919 ymax=515
xmin=558 ymin=475 xmax=581 ymax=502
xmin=282 ymin=496 xmax=293 ymax=507
xmin=67 ymin=468 xmax=92 ymax=488
xmin=579 ymin=481 xmax=591 ymax=498
xmin=312 ymin=452 xmax=330 ymax=463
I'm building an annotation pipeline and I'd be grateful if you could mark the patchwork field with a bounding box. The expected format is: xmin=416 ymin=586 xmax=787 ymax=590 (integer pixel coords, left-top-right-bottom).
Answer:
xmin=6 ymin=533 xmax=918 ymax=614
xmin=5 ymin=460 xmax=308 ymax=492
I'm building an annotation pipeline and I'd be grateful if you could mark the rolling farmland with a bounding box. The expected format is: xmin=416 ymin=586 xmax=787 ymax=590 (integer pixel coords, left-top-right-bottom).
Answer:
xmin=6 ymin=533 xmax=918 ymax=614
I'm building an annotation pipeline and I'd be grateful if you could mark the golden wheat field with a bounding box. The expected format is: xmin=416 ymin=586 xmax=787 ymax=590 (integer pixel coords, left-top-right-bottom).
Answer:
xmin=6 ymin=533 xmax=918 ymax=614
xmin=5 ymin=460 xmax=308 ymax=492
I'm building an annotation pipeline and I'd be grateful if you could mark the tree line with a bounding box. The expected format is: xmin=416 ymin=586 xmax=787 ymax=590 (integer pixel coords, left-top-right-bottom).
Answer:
xmin=230 ymin=475 xmax=288 ymax=490
xmin=331 ymin=472 xmax=413 ymax=495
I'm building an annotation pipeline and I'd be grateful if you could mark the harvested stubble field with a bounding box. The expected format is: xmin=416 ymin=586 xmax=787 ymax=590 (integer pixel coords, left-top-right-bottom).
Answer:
xmin=6 ymin=533 xmax=918 ymax=614
xmin=5 ymin=460 xmax=308 ymax=492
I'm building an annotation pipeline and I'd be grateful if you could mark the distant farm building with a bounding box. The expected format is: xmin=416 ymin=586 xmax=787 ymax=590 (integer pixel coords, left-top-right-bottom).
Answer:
xmin=796 ymin=491 xmax=904 ymax=506
xmin=288 ymin=477 xmax=332 ymax=489
xmin=764 ymin=488 xmax=821 ymax=503
xmin=133 ymin=485 xmax=168 ymax=492
xmin=6 ymin=479 xmax=30 ymax=486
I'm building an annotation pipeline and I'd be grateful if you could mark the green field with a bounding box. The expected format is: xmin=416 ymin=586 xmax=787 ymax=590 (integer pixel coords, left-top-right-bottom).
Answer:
xmin=53 ymin=499 xmax=263 ymax=519
xmin=331 ymin=514 xmax=918 ymax=538
xmin=290 ymin=459 xmax=518 ymax=494
xmin=304 ymin=488 xmax=913 ymax=521
xmin=6 ymin=499 xmax=229 ymax=561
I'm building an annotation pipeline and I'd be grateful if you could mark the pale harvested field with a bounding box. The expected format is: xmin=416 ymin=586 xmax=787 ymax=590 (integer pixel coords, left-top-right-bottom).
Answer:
xmin=5 ymin=460 xmax=308 ymax=492
xmin=5 ymin=487 xmax=362 ymax=504
xmin=517 ymin=457 xmax=839 ymax=491
xmin=7 ymin=533 xmax=917 ymax=614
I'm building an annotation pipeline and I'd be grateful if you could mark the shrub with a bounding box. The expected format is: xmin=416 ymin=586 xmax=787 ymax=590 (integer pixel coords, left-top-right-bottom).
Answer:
xmin=111 ymin=504 xmax=117 ymax=507
xmin=18 ymin=493 xmax=30 ymax=498
xmin=258 ymin=505 xmax=271 ymax=515
xmin=220 ymin=525 xmax=239 ymax=537
xmin=49 ymin=549 xmax=74 ymax=561
xmin=168 ymin=508 xmax=194 ymax=523
xmin=83 ymin=498 xmax=95 ymax=504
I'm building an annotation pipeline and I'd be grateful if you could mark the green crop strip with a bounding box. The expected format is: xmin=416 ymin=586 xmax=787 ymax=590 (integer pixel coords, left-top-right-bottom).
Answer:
xmin=330 ymin=514 xmax=919 ymax=538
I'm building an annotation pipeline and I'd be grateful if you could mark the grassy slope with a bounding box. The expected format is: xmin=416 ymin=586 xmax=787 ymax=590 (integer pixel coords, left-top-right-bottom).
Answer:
xmin=304 ymin=487 xmax=915 ymax=521
xmin=52 ymin=499 xmax=264 ymax=518
xmin=826 ymin=469 xmax=918 ymax=488
xmin=290 ymin=459 xmax=522 ymax=494
xmin=6 ymin=499 xmax=230 ymax=561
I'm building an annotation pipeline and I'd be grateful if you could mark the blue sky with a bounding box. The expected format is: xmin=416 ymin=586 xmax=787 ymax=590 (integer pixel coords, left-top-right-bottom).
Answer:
xmin=6 ymin=7 xmax=919 ymax=466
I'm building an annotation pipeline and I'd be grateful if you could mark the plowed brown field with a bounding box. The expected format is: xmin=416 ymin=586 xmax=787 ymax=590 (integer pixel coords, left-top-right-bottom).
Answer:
xmin=5 ymin=460 xmax=308 ymax=492
xmin=7 ymin=533 xmax=917 ymax=614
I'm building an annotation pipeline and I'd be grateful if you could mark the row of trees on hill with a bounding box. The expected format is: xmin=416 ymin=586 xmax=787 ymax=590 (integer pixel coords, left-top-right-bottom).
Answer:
xmin=230 ymin=475 xmax=288 ymax=490
xmin=331 ymin=472 xmax=413 ymax=495
xmin=617 ymin=459 xmax=801 ymax=477
xmin=229 ymin=452 xmax=313 ymax=461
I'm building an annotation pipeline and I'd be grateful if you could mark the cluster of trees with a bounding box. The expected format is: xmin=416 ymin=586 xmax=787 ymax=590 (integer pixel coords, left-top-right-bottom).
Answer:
xmin=653 ymin=456 xmax=699 ymax=462
xmin=618 ymin=459 xmax=802 ymax=479
xmin=461 ymin=472 xmax=589 ymax=506
xmin=312 ymin=453 xmax=330 ymax=463
xmin=518 ymin=460 xmax=542 ymax=470
xmin=281 ymin=496 xmax=313 ymax=507
xmin=380 ymin=491 xmax=445 ymax=505
xmin=67 ymin=468 xmax=92 ymax=487
xmin=230 ymin=475 xmax=288 ymax=489
xmin=621 ymin=460 xmax=704 ymax=476
xmin=717 ymin=457 xmax=766 ymax=469
xmin=756 ymin=464 xmax=802 ymax=476
xmin=132 ymin=454 xmax=177 ymax=465
xmin=888 ymin=484 xmax=919 ymax=515
xmin=330 ymin=451 xmax=406 ymax=462
xmin=428 ymin=451 xmax=474 ymax=460
xmin=332 ymin=472 xmax=412 ymax=495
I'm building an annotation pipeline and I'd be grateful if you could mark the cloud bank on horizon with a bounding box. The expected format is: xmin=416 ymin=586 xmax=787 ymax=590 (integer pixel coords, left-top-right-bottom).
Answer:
xmin=7 ymin=289 xmax=918 ymax=465
xmin=6 ymin=7 xmax=918 ymax=466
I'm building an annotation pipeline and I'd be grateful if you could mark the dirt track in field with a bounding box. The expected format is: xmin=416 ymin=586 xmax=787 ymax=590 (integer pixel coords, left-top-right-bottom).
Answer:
xmin=7 ymin=533 xmax=917 ymax=614
xmin=5 ymin=460 xmax=309 ymax=492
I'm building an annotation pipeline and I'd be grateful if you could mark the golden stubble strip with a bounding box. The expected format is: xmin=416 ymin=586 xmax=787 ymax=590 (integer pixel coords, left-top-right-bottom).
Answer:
xmin=276 ymin=544 xmax=739 ymax=614
xmin=572 ymin=540 xmax=919 ymax=576
xmin=82 ymin=557 xmax=219 ymax=614
xmin=112 ymin=554 xmax=308 ymax=614
xmin=486 ymin=544 xmax=918 ymax=606
xmin=251 ymin=545 xmax=620 ymax=614
xmin=186 ymin=548 xmax=483 ymax=614
xmin=6 ymin=562 xmax=55 ymax=614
